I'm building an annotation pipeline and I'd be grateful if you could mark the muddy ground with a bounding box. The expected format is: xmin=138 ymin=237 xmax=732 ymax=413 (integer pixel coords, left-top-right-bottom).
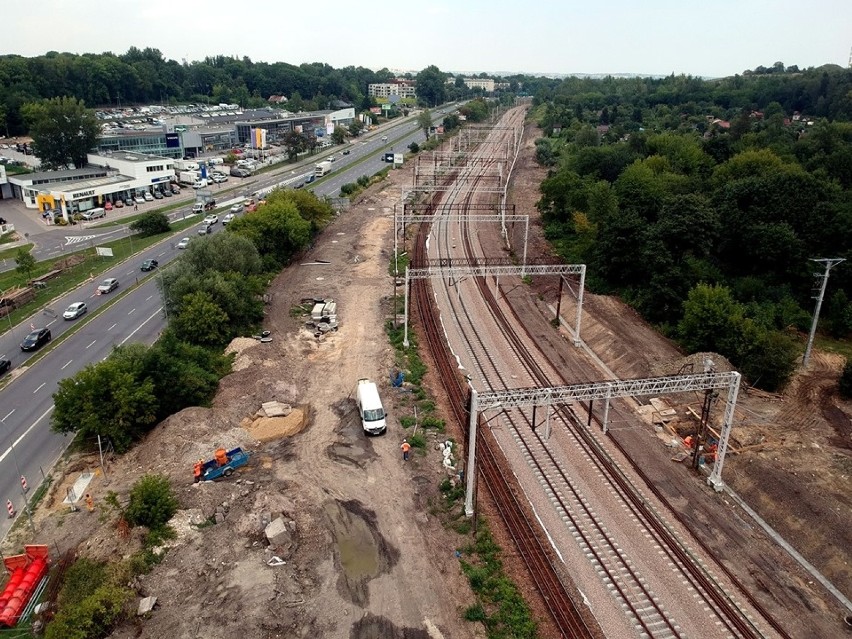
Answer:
xmin=4 ymin=118 xmax=851 ymax=639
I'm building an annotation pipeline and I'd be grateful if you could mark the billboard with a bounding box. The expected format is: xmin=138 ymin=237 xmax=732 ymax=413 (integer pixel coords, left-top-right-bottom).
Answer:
xmin=250 ymin=127 xmax=268 ymax=149
xmin=165 ymin=133 xmax=181 ymax=148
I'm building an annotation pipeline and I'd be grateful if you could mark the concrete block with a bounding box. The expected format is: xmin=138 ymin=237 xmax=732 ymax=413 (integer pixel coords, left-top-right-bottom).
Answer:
xmin=265 ymin=516 xmax=291 ymax=546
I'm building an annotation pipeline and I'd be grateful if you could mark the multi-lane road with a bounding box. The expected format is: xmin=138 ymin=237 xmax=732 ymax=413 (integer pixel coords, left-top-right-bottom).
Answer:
xmin=0 ymin=107 xmax=452 ymax=538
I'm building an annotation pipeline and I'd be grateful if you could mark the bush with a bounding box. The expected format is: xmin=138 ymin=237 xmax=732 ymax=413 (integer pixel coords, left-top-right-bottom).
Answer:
xmin=57 ymin=558 xmax=107 ymax=609
xmin=125 ymin=474 xmax=178 ymax=530
xmin=129 ymin=211 xmax=171 ymax=237
xmin=409 ymin=433 xmax=426 ymax=449
xmin=340 ymin=182 xmax=358 ymax=196
xmin=408 ymin=142 xmax=420 ymax=153
xmin=400 ymin=415 xmax=416 ymax=429
xmin=45 ymin=583 xmax=131 ymax=639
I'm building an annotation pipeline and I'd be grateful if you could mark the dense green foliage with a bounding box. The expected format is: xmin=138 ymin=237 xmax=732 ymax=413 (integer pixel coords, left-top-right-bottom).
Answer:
xmin=125 ymin=474 xmax=178 ymax=530
xmin=21 ymin=96 xmax=100 ymax=169
xmin=129 ymin=211 xmax=171 ymax=237
xmin=534 ymin=64 xmax=852 ymax=390
xmin=51 ymin=336 xmax=229 ymax=450
xmin=840 ymin=361 xmax=852 ymax=398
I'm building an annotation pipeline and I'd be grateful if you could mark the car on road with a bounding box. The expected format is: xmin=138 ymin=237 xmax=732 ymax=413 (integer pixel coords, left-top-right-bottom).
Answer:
xmin=342 ymin=149 xmax=351 ymax=155
xmin=143 ymin=192 xmax=154 ymax=202
xmin=326 ymin=155 xmax=336 ymax=162
xmin=63 ymin=302 xmax=88 ymax=320
xmin=140 ymin=259 xmax=158 ymax=271
xmin=177 ymin=237 xmax=190 ymax=249
xmin=0 ymin=359 xmax=10 ymax=376
xmin=381 ymin=135 xmax=388 ymax=142
xmin=97 ymin=278 xmax=119 ymax=294
xmin=222 ymin=213 xmax=235 ymax=225
xmin=134 ymin=196 xmax=145 ymax=205
xmin=20 ymin=328 xmax=51 ymax=352
xmin=229 ymin=203 xmax=244 ymax=214
xmin=81 ymin=208 xmax=107 ymax=221
xmin=203 ymin=214 xmax=218 ymax=225
xmin=197 ymin=224 xmax=212 ymax=236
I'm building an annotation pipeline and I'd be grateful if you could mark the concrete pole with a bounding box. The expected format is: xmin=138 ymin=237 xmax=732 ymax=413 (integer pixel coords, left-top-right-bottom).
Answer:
xmin=802 ymin=258 xmax=845 ymax=367
xmin=574 ymin=265 xmax=586 ymax=346
xmin=464 ymin=389 xmax=479 ymax=517
xmin=402 ymin=266 xmax=410 ymax=349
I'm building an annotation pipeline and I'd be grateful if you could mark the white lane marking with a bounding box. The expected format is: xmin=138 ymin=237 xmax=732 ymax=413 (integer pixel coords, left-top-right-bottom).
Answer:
xmin=86 ymin=340 xmax=97 ymax=349
xmin=1 ymin=409 xmax=14 ymax=421
xmin=145 ymin=295 xmax=153 ymax=301
xmin=127 ymin=308 xmax=136 ymax=315
xmin=0 ymin=405 xmax=55 ymax=463
xmin=126 ymin=271 xmax=134 ymax=276
xmin=61 ymin=360 xmax=72 ymax=370
xmin=33 ymin=382 xmax=45 ymax=394
xmin=119 ymin=308 xmax=162 ymax=346
xmin=108 ymin=323 xmax=117 ymax=331
xmin=157 ymin=252 xmax=165 ymax=257
xmin=47 ymin=319 xmax=56 ymax=326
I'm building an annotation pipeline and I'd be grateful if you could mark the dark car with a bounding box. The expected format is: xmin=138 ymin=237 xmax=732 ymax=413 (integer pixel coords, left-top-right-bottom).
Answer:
xmin=140 ymin=259 xmax=159 ymax=271
xmin=342 ymin=149 xmax=351 ymax=155
xmin=20 ymin=328 xmax=51 ymax=352
xmin=0 ymin=359 xmax=10 ymax=376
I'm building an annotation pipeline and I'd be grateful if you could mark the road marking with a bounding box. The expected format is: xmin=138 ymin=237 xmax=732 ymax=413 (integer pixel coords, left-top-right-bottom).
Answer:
xmin=86 ymin=340 xmax=97 ymax=349
xmin=33 ymin=382 xmax=45 ymax=394
xmin=108 ymin=323 xmax=117 ymax=331
xmin=119 ymin=308 xmax=162 ymax=346
xmin=1 ymin=409 xmax=14 ymax=422
xmin=128 ymin=308 xmax=136 ymax=315
xmin=61 ymin=360 xmax=72 ymax=370
xmin=0 ymin=405 xmax=55 ymax=464
xmin=145 ymin=295 xmax=153 ymax=301
xmin=126 ymin=271 xmax=134 ymax=276
xmin=47 ymin=319 xmax=56 ymax=326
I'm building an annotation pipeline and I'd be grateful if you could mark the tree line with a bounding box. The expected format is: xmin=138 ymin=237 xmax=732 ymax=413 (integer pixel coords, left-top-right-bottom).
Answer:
xmin=533 ymin=64 xmax=852 ymax=391
xmin=0 ymin=49 xmax=521 ymax=137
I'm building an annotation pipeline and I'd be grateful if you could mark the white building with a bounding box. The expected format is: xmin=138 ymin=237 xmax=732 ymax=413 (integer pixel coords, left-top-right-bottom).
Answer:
xmin=368 ymin=81 xmax=417 ymax=100
xmin=463 ymin=78 xmax=496 ymax=92
xmin=8 ymin=151 xmax=175 ymax=219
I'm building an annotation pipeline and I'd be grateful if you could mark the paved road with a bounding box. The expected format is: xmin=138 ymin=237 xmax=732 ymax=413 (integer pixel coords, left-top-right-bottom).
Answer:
xmin=0 ymin=106 xmax=453 ymax=538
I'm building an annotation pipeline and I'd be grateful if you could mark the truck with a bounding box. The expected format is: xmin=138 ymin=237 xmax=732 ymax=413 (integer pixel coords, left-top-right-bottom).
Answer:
xmin=200 ymin=447 xmax=250 ymax=480
xmin=174 ymin=159 xmax=200 ymax=172
xmin=315 ymin=161 xmax=332 ymax=177
xmin=356 ymin=379 xmax=386 ymax=435
xmin=179 ymin=170 xmax=200 ymax=185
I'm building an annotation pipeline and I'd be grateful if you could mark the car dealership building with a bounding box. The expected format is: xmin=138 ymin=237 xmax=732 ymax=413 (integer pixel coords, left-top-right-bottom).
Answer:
xmin=7 ymin=151 xmax=175 ymax=219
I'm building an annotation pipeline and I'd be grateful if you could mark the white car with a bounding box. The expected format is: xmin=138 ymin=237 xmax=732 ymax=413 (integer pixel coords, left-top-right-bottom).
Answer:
xmin=143 ymin=192 xmax=154 ymax=202
xmin=222 ymin=213 xmax=235 ymax=225
xmin=63 ymin=302 xmax=88 ymax=320
xmin=203 ymin=214 xmax=218 ymax=225
xmin=192 ymin=179 xmax=208 ymax=189
xmin=177 ymin=237 xmax=190 ymax=249
xmin=134 ymin=196 xmax=146 ymax=205
xmin=211 ymin=174 xmax=228 ymax=183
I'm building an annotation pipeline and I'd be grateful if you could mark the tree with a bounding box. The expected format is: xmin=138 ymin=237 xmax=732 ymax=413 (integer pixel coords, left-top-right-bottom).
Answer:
xmin=21 ymin=96 xmax=100 ymax=169
xmin=408 ymin=142 xmax=420 ymax=154
xmin=51 ymin=345 xmax=158 ymax=452
xmin=839 ymin=360 xmax=852 ymax=399
xmin=678 ymin=283 xmax=745 ymax=355
xmin=415 ymin=65 xmax=446 ymax=107
xmin=14 ymin=248 xmax=35 ymax=282
xmin=331 ymin=126 xmax=348 ymax=144
xmin=125 ymin=474 xmax=178 ymax=530
xmin=129 ymin=211 xmax=170 ymax=237
xmin=172 ymin=290 xmax=230 ymax=345
xmin=417 ymin=109 xmax=432 ymax=140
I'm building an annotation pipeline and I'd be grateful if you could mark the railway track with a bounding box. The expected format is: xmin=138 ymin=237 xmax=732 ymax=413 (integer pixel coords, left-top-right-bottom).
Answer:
xmin=409 ymin=106 xmax=788 ymax=638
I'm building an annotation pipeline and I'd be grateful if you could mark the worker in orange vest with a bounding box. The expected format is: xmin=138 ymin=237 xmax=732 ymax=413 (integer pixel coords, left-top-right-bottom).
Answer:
xmin=85 ymin=493 xmax=95 ymax=513
xmin=193 ymin=459 xmax=205 ymax=483
xmin=401 ymin=439 xmax=411 ymax=461
xmin=214 ymin=448 xmax=229 ymax=467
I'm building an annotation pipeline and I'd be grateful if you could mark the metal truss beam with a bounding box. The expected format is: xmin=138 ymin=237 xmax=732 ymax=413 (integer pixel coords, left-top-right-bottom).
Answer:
xmin=464 ymin=370 xmax=742 ymax=515
xmin=403 ymin=202 xmax=510 ymax=213
xmin=401 ymin=214 xmax=527 ymax=224
xmin=407 ymin=262 xmax=584 ymax=279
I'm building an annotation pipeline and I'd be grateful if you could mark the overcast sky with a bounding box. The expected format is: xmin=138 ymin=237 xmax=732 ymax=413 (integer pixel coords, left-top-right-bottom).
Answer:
xmin=6 ymin=0 xmax=851 ymax=78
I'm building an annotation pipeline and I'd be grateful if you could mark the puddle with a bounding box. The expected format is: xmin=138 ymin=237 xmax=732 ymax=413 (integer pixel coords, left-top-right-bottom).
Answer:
xmin=350 ymin=613 xmax=431 ymax=639
xmin=326 ymin=399 xmax=376 ymax=468
xmin=323 ymin=499 xmax=399 ymax=607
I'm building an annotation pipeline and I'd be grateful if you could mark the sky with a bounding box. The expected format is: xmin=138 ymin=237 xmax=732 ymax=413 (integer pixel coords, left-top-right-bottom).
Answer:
xmin=5 ymin=0 xmax=852 ymax=78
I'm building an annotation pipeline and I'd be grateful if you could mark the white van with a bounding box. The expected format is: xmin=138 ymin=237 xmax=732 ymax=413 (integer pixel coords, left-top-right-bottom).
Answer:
xmin=356 ymin=379 xmax=386 ymax=435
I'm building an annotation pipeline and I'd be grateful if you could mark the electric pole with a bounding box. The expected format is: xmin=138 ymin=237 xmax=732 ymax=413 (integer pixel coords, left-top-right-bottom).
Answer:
xmin=802 ymin=258 xmax=845 ymax=367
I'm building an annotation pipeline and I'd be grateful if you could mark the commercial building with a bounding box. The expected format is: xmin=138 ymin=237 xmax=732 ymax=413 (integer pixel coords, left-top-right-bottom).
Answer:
xmin=462 ymin=78 xmax=496 ymax=92
xmin=7 ymin=151 xmax=174 ymax=220
xmin=367 ymin=81 xmax=417 ymax=100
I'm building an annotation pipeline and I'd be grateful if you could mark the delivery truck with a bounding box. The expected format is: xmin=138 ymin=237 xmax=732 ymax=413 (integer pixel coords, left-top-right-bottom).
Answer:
xmin=315 ymin=161 xmax=332 ymax=177
xmin=179 ymin=170 xmax=200 ymax=185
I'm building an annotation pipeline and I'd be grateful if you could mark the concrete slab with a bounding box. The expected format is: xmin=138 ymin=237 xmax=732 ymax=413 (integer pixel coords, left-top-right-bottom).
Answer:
xmin=62 ymin=472 xmax=95 ymax=503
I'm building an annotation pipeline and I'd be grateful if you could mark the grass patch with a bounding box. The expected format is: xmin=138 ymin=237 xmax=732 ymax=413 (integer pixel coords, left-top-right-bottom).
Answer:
xmin=400 ymin=415 xmax=417 ymax=429
xmin=408 ymin=432 xmax=426 ymax=449
xmin=815 ymin=334 xmax=852 ymax=362
xmin=0 ymin=242 xmax=33 ymax=262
